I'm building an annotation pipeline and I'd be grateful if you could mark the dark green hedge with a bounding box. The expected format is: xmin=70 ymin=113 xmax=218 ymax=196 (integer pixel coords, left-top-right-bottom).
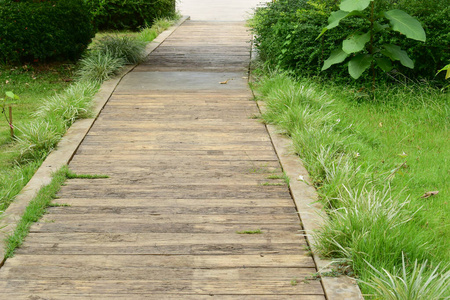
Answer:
xmin=252 ymin=0 xmax=450 ymax=82
xmin=0 ymin=0 xmax=95 ymax=63
xmin=85 ymin=0 xmax=176 ymax=31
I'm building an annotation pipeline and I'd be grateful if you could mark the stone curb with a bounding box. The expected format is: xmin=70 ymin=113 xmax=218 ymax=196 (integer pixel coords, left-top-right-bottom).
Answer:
xmin=258 ymin=102 xmax=364 ymax=300
xmin=0 ymin=15 xmax=190 ymax=265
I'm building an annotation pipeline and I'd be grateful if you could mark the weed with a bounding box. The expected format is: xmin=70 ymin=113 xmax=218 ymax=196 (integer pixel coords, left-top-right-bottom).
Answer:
xmin=66 ymin=170 xmax=109 ymax=179
xmin=260 ymin=182 xmax=285 ymax=186
xmin=3 ymin=166 xmax=69 ymax=258
xmin=47 ymin=203 xmax=71 ymax=207
xmin=290 ymin=278 xmax=298 ymax=286
xmin=236 ymin=229 xmax=262 ymax=234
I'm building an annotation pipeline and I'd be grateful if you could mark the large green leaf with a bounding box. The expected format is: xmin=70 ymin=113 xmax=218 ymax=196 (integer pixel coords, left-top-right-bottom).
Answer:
xmin=340 ymin=0 xmax=371 ymax=12
xmin=348 ymin=54 xmax=372 ymax=79
xmin=375 ymin=58 xmax=393 ymax=72
xmin=322 ymin=47 xmax=349 ymax=71
xmin=381 ymin=44 xmax=414 ymax=69
xmin=384 ymin=9 xmax=426 ymax=42
xmin=437 ymin=64 xmax=450 ymax=79
xmin=327 ymin=10 xmax=350 ymax=29
xmin=342 ymin=32 xmax=370 ymax=54
xmin=5 ymin=91 xmax=15 ymax=99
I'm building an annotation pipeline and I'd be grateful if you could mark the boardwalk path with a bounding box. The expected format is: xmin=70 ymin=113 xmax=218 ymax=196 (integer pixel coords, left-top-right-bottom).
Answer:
xmin=0 ymin=21 xmax=325 ymax=298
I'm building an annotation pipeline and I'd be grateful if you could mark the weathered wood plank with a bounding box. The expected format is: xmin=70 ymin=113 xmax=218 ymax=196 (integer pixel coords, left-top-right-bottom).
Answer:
xmin=0 ymin=279 xmax=324 ymax=295
xmin=0 ymin=295 xmax=325 ymax=300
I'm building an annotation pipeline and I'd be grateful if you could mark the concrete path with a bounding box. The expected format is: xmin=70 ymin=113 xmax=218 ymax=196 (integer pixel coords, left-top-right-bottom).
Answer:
xmin=0 ymin=18 xmax=326 ymax=300
xmin=178 ymin=0 xmax=266 ymax=21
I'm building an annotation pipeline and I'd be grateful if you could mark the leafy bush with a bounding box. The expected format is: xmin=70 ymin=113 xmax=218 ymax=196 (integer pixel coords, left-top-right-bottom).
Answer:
xmin=0 ymin=0 xmax=95 ymax=63
xmin=86 ymin=0 xmax=176 ymax=31
xmin=251 ymin=0 xmax=450 ymax=82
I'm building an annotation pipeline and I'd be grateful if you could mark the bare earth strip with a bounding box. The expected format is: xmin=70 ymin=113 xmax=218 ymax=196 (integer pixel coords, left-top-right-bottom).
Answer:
xmin=0 ymin=21 xmax=326 ymax=298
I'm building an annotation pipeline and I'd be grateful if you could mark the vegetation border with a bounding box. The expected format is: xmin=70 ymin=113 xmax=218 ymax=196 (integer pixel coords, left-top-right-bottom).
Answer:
xmin=255 ymin=98 xmax=363 ymax=299
xmin=0 ymin=15 xmax=190 ymax=265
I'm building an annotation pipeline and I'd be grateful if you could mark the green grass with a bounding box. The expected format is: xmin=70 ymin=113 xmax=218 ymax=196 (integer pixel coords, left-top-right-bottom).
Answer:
xmin=236 ymin=229 xmax=262 ymax=234
xmin=3 ymin=165 xmax=69 ymax=258
xmin=66 ymin=169 xmax=109 ymax=179
xmin=0 ymin=65 xmax=74 ymax=211
xmin=253 ymin=69 xmax=449 ymax=297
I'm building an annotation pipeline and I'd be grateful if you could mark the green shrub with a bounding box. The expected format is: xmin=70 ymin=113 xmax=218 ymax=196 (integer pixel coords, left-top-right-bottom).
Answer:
xmin=86 ymin=0 xmax=176 ymax=31
xmin=251 ymin=0 xmax=450 ymax=82
xmin=0 ymin=0 xmax=95 ymax=63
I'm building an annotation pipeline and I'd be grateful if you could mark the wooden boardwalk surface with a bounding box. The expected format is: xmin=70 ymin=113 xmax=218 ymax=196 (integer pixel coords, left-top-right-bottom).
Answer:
xmin=0 ymin=21 xmax=325 ymax=299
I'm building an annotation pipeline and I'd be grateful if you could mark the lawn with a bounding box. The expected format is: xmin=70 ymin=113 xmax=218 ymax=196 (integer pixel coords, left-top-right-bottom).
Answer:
xmin=0 ymin=64 xmax=74 ymax=211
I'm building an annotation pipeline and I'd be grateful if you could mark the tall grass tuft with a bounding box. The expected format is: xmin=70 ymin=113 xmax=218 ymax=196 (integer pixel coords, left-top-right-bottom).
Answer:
xmin=14 ymin=121 xmax=63 ymax=162
xmin=77 ymin=51 xmax=125 ymax=83
xmin=35 ymin=81 xmax=99 ymax=126
xmin=92 ymin=35 xmax=147 ymax=64
xmin=363 ymin=254 xmax=450 ymax=300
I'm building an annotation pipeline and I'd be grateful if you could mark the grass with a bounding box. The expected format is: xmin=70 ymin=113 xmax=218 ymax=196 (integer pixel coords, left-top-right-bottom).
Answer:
xmin=236 ymin=229 xmax=262 ymax=234
xmin=363 ymin=254 xmax=450 ymax=300
xmin=252 ymin=69 xmax=449 ymax=297
xmin=3 ymin=166 xmax=109 ymax=259
xmin=0 ymin=65 xmax=74 ymax=211
xmin=3 ymin=166 xmax=69 ymax=258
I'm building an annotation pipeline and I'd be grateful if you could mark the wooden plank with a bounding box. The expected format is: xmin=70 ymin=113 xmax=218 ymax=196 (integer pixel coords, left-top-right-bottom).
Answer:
xmin=1 ymin=254 xmax=316 ymax=268
xmin=34 ymin=213 xmax=301 ymax=224
xmin=0 ymin=279 xmax=324 ymax=295
xmin=30 ymin=222 xmax=301 ymax=234
xmin=20 ymin=233 xmax=306 ymax=247
xmin=0 ymin=263 xmax=316 ymax=280
xmin=49 ymin=198 xmax=294 ymax=207
xmin=16 ymin=243 xmax=305 ymax=255
xmin=0 ymin=295 xmax=325 ymax=300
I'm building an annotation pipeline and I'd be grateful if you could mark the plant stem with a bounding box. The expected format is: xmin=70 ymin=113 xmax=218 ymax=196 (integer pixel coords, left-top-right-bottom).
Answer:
xmin=9 ymin=106 xmax=14 ymax=137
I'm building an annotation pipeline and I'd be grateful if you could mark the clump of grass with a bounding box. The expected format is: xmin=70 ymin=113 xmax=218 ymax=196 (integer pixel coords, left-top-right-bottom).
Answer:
xmin=92 ymin=35 xmax=147 ymax=64
xmin=138 ymin=17 xmax=177 ymax=42
xmin=14 ymin=121 xmax=63 ymax=162
xmin=77 ymin=51 xmax=125 ymax=83
xmin=35 ymin=81 xmax=99 ymax=126
xmin=3 ymin=165 xmax=69 ymax=258
xmin=363 ymin=254 xmax=450 ymax=300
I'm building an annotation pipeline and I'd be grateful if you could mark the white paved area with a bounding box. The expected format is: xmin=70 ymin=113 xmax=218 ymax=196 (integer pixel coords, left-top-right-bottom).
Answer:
xmin=177 ymin=0 xmax=267 ymax=21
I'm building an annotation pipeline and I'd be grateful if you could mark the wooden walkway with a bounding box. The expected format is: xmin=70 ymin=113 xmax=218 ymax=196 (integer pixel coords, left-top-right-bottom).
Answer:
xmin=0 ymin=21 xmax=325 ymax=299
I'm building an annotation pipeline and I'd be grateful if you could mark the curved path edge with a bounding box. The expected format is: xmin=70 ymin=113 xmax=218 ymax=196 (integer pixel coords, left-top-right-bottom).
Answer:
xmin=0 ymin=15 xmax=190 ymax=264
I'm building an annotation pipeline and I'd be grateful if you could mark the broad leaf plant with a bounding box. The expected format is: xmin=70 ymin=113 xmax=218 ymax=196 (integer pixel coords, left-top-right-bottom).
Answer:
xmin=318 ymin=0 xmax=426 ymax=85
xmin=1 ymin=91 xmax=19 ymax=137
